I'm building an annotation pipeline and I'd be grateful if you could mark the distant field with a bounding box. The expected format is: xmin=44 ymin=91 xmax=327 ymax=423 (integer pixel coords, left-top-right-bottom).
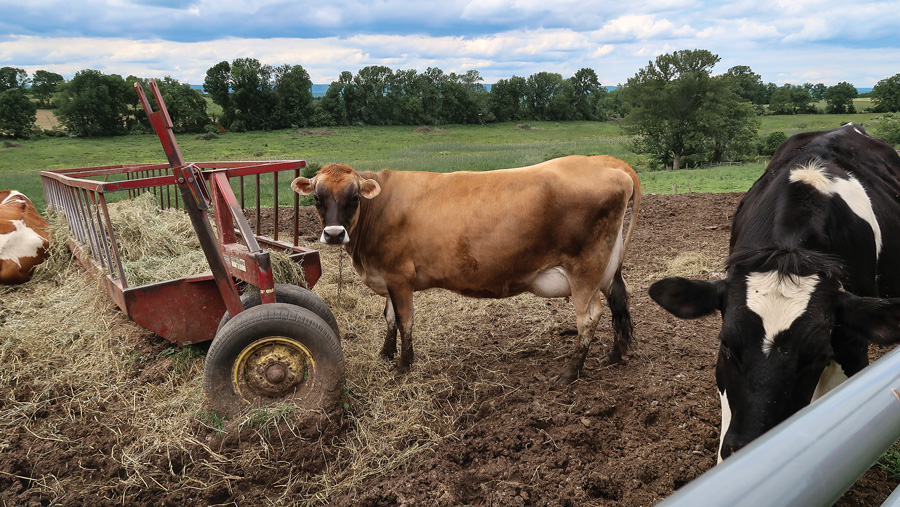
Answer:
xmin=34 ymin=109 xmax=61 ymax=130
xmin=2 ymin=114 xmax=891 ymax=211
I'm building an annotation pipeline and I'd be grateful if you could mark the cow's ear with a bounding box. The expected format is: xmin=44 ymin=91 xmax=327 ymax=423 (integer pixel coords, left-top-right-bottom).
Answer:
xmin=836 ymin=293 xmax=900 ymax=345
xmin=360 ymin=179 xmax=381 ymax=199
xmin=649 ymin=277 xmax=726 ymax=319
xmin=291 ymin=177 xmax=314 ymax=195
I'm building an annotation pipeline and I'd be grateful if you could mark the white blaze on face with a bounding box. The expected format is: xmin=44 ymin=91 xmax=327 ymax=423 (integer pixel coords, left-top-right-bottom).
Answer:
xmin=789 ymin=161 xmax=882 ymax=259
xmin=745 ymin=271 xmax=819 ymax=355
xmin=718 ymin=388 xmax=733 ymax=464
xmin=0 ymin=220 xmax=46 ymax=268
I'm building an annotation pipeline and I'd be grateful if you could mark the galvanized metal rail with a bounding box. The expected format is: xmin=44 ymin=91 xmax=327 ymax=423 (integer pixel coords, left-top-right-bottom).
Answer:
xmin=656 ymin=345 xmax=900 ymax=507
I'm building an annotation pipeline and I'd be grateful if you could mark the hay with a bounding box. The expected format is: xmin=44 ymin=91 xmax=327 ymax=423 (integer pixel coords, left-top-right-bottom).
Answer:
xmin=660 ymin=250 xmax=722 ymax=278
xmin=94 ymin=192 xmax=305 ymax=287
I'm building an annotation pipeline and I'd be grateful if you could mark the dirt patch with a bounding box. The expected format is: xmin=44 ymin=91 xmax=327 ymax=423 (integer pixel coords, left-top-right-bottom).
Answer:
xmin=1 ymin=192 xmax=895 ymax=506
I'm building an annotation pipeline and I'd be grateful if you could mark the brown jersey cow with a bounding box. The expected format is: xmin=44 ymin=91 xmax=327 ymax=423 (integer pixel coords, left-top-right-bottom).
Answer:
xmin=292 ymin=155 xmax=641 ymax=383
xmin=0 ymin=190 xmax=50 ymax=285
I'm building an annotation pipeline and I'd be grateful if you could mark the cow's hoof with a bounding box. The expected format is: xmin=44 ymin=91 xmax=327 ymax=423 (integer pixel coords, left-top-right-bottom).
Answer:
xmin=379 ymin=349 xmax=395 ymax=361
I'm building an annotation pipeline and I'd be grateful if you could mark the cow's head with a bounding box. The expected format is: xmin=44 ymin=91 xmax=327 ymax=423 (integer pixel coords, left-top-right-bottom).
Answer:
xmin=649 ymin=248 xmax=900 ymax=462
xmin=291 ymin=163 xmax=380 ymax=245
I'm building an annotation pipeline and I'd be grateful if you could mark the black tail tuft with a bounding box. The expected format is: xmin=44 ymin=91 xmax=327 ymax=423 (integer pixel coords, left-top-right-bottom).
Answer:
xmin=606 ymin=268 xmax=633 ymax=362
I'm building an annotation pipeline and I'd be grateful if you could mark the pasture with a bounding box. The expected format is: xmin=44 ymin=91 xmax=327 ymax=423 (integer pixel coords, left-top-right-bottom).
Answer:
xmin=1 ymin=112 xmax=886 ymax=212
xmin=1 ymin=116 xmax=897 ymax=505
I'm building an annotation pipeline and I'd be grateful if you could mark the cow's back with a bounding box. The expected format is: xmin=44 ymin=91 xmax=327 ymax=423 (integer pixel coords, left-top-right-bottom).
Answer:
xmin=730 ymin=125 xmax=900 ymax=296
xmin=0 ymin=190 xmax=50 ymax=284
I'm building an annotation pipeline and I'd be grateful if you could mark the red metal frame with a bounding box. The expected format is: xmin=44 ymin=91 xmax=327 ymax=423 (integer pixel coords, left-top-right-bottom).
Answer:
xmin=39 ymin=79 xmax=322 ymax=345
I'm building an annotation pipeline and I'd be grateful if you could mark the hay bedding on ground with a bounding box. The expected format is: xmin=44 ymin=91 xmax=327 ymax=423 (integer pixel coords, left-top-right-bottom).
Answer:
xmin=0 ymin=193 xmax=895 ymax=506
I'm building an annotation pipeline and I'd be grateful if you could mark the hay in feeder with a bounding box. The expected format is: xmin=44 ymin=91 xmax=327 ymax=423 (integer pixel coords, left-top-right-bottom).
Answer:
xmin=95 ymin=192 xmax=306 ymax=288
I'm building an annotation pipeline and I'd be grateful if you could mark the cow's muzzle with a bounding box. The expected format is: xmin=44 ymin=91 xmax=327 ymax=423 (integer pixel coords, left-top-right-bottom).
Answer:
xmin=321 ymin=226 xmax=349 ymax=244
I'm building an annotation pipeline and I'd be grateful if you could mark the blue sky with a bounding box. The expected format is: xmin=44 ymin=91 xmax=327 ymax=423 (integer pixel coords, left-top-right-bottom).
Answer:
xmin=0 ymin=0 xmax=897 ymax=87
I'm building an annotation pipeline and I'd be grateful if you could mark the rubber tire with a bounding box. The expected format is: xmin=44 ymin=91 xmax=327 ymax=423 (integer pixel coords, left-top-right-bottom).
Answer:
xmin=204 ymin=303 xmax=345 ymax=415
xmin=219 ymin=283 xmax=340 ymax=339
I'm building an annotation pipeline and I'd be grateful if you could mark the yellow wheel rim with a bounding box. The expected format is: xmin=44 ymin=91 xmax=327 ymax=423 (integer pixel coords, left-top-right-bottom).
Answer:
xmin=232 ymin=337 xmax=317 ymax=401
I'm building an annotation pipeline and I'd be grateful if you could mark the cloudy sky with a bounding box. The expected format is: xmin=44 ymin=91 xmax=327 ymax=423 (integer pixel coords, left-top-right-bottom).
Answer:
xmin=0 ymin=0 xmax=897 ymax=88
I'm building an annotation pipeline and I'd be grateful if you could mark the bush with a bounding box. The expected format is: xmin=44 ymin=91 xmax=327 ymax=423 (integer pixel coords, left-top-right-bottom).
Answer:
xmin=761 ymin=131 xmax=788 ymax=156
xmin=875 ymin=114 xmax=900 ymax=146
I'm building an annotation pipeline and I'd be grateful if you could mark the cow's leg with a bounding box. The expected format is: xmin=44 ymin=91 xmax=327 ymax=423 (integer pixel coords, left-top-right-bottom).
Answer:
xmin=380 ymin=296 xmax=399 ymax=360
xmin=388 ymin=287 xmax=416 ymax=373
xmin=559 ymin=287 xmax=605 ymax=384
xmin=603 ymin=268 xmax=633 ymax=365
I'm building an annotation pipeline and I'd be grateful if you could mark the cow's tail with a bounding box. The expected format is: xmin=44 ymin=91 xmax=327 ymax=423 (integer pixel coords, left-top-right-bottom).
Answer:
xmin=622 ymin=167 xmax=641 ymax=257
xmin=605 ymin=166 xmax=640 ymax=363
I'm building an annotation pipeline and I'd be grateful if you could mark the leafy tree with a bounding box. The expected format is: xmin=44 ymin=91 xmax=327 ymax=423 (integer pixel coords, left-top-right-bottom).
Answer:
xmin=273 ymin=64 xmax=314 ymax=128
xmin=725 ymin=65 xmax=766 ymax=104
xmin=0 ymin=67 xmax=28 ymax=92
xmin=872 ymin=74 xmax=900 ymax=113
xmin=763 ymin=82 xmax=779 ymax=105
xmin=570 ymin=68 xmax=606 ymax=120
xmin=598 ymin=87 xmax=629 ymax=119
xmin=204 ymin=61 xmax=233 ymax=124
xmin=442 ymin=70 xmax=488 ymax=124
xmin=388 ymin=69 xmax=426 ymax=124
xmin=824 ymin=82 xmax=857 ymax=114
xmin=525 ymin=72 xmax=565 ymax=121
xmin=804 ymin=82 xmax=827 ymax=102
xmin=353 ymin=65 xmax=393 ymax=125
xmin=760 ymin=131 xmax=788 ymax=156
xmin=768 ymin=84 xmax=815 ymax=114
xmin=54 ymin=70 xmax=131 ymax=136
xmin=419 ymin=67 xmax=447 ymax=124
xmin=623 ymin=49 xmax=758 ymax=170
xmin=490 ymin=76 xmax=528 ymax=122
xmin=321 ymin=71 xmax=354 ymax=125
xmin=548 ymin=79 xmax=577 ymax=121
xmin=0 ymin=89 xmax=37 ymax=138
xmin=229 ymin=58 xmax=275 ymax=131
xmin=30 ymin=70 xmax=64 ymax=107
xmin=155 ymin=77 xmax=210 ymax=133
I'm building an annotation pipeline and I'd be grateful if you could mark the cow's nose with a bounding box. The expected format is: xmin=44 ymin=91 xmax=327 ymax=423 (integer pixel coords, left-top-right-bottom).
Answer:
xmin=321 ymin=226 xmax=348 ymax=244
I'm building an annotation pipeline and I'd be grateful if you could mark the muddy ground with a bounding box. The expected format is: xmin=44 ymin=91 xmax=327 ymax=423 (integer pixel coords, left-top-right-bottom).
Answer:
xmin=1 ymin=192 xmax=896 ymax=506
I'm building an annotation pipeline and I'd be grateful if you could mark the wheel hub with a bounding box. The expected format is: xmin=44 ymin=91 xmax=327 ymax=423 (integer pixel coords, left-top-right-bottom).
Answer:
xmin=232 ymin=337 xmax=315 ymax=399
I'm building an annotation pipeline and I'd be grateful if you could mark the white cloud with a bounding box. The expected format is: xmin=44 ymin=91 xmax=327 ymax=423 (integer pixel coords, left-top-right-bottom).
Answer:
xmin=0 ymin=1 xmax=897 ymax=88
xmin=593 ymin=15 xmax=694 ymax=42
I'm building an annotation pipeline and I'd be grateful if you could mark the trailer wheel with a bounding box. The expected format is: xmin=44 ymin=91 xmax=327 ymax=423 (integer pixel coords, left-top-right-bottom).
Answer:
xmin=204 ymin=303 xmax=344 ymax=415
xmin=219 ymin=283 xmax=339 ymax=338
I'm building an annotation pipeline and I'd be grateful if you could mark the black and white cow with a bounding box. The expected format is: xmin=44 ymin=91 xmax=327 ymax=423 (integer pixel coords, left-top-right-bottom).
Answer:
xmin=649 ymin=124 xmax=900 ymax=461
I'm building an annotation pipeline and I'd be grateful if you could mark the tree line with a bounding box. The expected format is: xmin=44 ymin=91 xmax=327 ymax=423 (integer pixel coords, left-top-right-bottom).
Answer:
xmin=2 ymin=52 xmax=899 ymax=170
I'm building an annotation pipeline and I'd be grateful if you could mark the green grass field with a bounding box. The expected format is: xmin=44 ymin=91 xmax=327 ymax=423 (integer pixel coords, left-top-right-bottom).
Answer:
xmin=1 ymin=113 xmax=890 ymax=211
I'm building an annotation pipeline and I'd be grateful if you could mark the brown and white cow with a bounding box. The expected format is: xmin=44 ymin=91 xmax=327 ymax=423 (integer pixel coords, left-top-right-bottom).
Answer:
xmin=292 ymin=155 xmax=641 ymax=383
xmin=0 ymin=190 xmax=50 ymax=284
